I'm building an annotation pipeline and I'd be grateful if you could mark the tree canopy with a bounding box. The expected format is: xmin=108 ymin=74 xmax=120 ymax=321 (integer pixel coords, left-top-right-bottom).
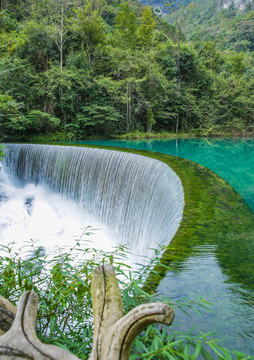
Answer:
xmin=0 ymin=0 xmax=253 ymax=141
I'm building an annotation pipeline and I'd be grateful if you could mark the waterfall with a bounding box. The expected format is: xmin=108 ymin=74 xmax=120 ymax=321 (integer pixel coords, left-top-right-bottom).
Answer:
xmin=2 ymin=144 xmax=184 ymax=262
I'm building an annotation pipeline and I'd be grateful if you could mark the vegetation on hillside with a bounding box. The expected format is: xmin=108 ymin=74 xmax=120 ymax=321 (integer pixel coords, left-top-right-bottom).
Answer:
xmin=166 ymin=0 xmax=254 ymax=52
xmin=0 ymin=0 xmax=253 ymax=141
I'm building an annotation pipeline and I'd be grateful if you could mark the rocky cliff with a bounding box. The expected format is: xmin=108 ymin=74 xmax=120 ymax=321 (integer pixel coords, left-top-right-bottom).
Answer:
xmin=217 ymin=0 xmax=253 ymax=10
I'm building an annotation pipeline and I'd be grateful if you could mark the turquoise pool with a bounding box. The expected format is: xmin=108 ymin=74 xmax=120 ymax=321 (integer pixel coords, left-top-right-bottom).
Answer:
xmin=75 ymin=137 xmax=254 ymax=355
xmin=77 ymin=138 xmax=254 ymax=212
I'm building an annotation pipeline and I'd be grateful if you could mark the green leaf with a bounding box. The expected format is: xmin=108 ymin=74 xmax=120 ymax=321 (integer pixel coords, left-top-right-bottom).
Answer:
xmin=192 ymin=342 xmax=202 ymax=359
xmin=50 ymin=315 xmax=55 ymax=335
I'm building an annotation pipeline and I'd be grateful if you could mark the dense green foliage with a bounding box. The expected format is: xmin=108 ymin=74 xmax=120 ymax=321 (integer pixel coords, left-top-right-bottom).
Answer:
xmin=166 ymin=0 xmax=254 ymax=52
xmin=0 ymin=236 xmax=251 ymax=359
xmin=0 ymin=0 xmax=253 ymax=140
xmin=0 ymin=146 xmax=4 ymax=161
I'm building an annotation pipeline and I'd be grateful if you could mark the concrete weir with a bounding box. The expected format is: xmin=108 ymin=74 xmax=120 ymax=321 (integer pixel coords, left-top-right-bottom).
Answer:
xmin=2 ymin=144 xmax=184 ymax=262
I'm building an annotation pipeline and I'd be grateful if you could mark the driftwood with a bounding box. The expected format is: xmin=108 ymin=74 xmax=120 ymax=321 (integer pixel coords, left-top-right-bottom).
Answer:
xmin=0 ymin=296 xmax=17 ymax=336
xmin=0 ymin=264 xmax=174 ymax=359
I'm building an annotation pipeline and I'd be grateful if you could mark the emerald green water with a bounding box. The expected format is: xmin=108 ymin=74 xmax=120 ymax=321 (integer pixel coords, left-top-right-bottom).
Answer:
xmin=75 ymin=138 xmax=254 ymax=355
xmin=79 ymin=138 xmax=254 ymax=212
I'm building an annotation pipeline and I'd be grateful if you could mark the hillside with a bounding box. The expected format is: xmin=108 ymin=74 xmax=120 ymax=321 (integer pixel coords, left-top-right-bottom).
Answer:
xmin=0 ymin=0 xmax=253 ymax=141
xmin=164 ymin=0 xmax=254 ymax=52
xmin=140 ymin=0 xmax=254 ymax=16
xmin=138 ymin=0 xmax=191 ymax=15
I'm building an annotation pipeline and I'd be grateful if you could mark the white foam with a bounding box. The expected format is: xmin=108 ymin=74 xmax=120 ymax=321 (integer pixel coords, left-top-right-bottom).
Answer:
xmin=2 ymin=144 xmax=184 ymax=266
xmin=0 ymin=168 xmax=116 ymax=258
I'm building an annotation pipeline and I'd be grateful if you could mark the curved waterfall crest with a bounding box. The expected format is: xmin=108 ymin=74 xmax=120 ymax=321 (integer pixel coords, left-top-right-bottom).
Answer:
xmin=3 ymin=144 xmax=184 ymax=259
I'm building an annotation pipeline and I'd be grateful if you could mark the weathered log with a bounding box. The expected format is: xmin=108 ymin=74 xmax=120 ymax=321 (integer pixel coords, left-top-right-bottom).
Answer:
xmin=0 ymin=296 xmax=17 ymax=336
xmin=89 ymin=264 xmax=174 ymax=360
xmin=0 ymin=264 xmax=174 ymax=359
xmin=0 ymin=291 xmax=79 ymax=359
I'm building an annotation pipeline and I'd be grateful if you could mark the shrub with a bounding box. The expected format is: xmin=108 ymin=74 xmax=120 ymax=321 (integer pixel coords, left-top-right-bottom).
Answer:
xmin=0 ymin=232 xmax=251 ymax=359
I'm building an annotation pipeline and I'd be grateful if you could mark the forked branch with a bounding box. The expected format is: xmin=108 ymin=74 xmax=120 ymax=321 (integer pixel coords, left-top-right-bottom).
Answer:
xmin=0 ymin=264 xmax=174 ymax=359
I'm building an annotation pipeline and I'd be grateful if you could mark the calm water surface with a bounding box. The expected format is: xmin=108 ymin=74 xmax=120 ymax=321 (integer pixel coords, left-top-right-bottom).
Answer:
xmin=77 ymin=138 xmax=254 ymax=355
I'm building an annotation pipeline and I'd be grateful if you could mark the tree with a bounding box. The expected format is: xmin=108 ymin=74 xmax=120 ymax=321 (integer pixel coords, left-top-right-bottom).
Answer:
xmin=34 ymin=0 xmax=77 ymax=70
xmin=76 ymin=102 xmax=123 ymax=136
xmin=200 ymin=41 xmax=222 ymax=72
xmin=115 ymin=2 xmax=137 ymax=50
xmin=146 ymin=106 xmax=155 ymax=132
xmin=0 ymin=9 xmax=17 ymax=31
xmin=37 ymin=62 xmax=94 ymax=127
xmin=165 ymin=1 xmax=190 ymax=133
xmin=0 ymin=57 xmax=35 ymax=108
xmin=18 ymin=20 xmax=58 ymax=71
xmin=230 ymin=52 xmax=245 ymax=76
xmin=0 ymin=93 xmax=28 ymax=140
xmin=25 ymin=110 xmax=61 ymax=134
xmin=137 ymin=6 xmax=156 ymax=50
xmin=138 ymin=55 xmax=170 ymax=132
xmin=74 ymin=0 xmax=106 ymax=63
xmin=113 ymin=5 xmax=140 ymax=131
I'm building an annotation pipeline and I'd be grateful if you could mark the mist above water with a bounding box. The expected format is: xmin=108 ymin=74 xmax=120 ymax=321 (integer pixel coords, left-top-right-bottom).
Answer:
xmin=0 ymin=167 xmax=115 ymax=258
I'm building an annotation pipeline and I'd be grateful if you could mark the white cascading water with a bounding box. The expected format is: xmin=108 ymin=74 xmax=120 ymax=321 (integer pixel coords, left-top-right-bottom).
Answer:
xmin=1 ymin=144 xmax=184 ymax=264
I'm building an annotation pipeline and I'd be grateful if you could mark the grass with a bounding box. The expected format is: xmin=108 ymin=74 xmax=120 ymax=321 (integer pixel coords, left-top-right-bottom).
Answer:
xmin=114 ymin=131 xmax=195 ymax=140
xmin=113 ymin=129 xmax=254 ymax=140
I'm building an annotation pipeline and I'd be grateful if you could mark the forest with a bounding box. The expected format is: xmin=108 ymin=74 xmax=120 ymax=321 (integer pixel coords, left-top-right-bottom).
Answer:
xmin=0 ymin=0 xmax=253 ymax=141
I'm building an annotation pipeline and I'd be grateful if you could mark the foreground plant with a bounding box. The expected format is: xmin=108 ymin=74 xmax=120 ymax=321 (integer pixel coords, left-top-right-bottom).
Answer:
xmin=0 ymin=145 xmax=5 ymax=161
xmin=0 ymin=232 xmax=252 ymax=360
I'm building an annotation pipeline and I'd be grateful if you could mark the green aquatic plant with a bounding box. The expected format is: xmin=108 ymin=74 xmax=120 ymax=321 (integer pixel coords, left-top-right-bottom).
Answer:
xmin=0 ymin=145 xmax=5 ymax=161
xmin=0 ymin=233 xmax=252 ymax=360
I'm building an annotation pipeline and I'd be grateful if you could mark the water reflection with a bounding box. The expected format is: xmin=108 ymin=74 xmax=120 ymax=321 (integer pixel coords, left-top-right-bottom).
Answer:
xmin=158 ymin=245 xmax=254 ymax=354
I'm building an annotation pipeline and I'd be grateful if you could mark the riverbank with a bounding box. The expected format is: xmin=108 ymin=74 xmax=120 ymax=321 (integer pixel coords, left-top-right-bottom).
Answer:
xmin=114 ymin=129 xmax=254 ymax=140
xmin=23 ymin=127 xmax=254 ymax=144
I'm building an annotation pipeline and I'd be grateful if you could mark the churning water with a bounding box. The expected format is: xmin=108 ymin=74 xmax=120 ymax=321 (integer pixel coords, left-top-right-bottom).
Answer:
xmin=1 ymin=144 xmax=184 ymax=264
xmin=0 ymin=169 xmax=113 ymax=257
